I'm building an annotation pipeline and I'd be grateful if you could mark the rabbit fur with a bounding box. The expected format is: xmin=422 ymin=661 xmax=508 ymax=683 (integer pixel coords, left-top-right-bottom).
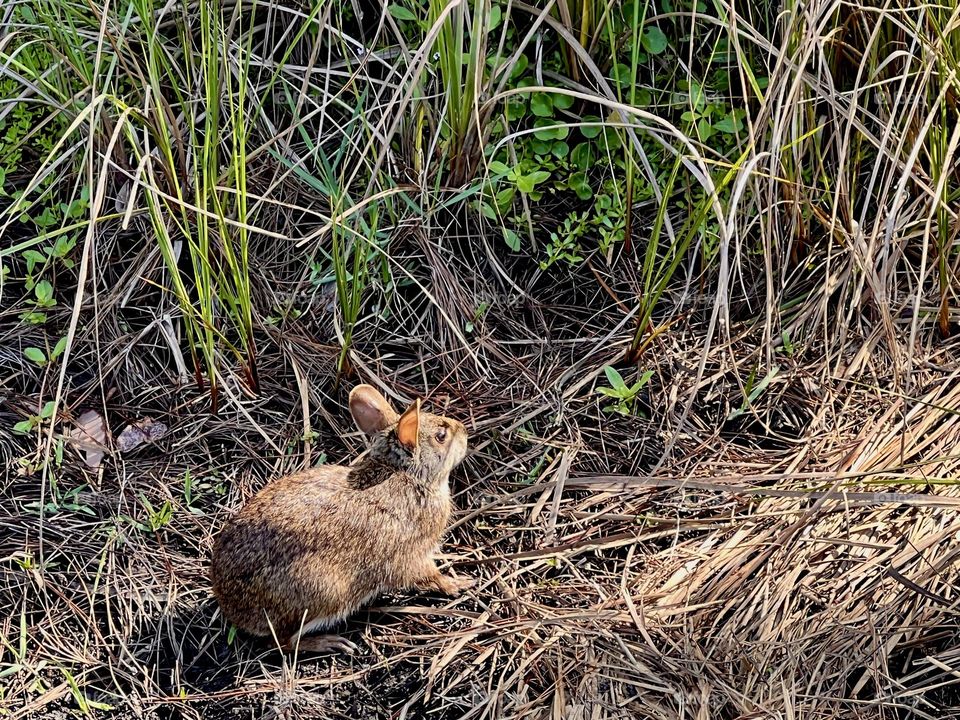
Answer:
xmin=210 ymin=384 xmax=472 ymax=649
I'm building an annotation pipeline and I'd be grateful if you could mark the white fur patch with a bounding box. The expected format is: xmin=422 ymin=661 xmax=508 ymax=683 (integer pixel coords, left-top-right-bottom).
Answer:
xmin=298 ymin=590 xmax=379 ymax=634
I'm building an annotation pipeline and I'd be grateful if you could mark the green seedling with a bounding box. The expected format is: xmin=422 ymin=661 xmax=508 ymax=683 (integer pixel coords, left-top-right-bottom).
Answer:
xmin=598 ymin=365 xmax=654 ymax=416
xmin=13 ymin=400 xmax=56 ymax=434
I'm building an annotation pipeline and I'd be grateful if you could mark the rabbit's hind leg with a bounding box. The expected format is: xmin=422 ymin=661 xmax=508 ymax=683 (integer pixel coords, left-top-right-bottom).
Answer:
xmin=282 ymin=626 xmax=357 ymax=654
xmin=281 ymin=613 xmax=358 ymax=655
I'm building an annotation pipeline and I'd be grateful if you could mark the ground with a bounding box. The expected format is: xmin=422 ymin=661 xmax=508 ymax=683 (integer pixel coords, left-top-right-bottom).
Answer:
xmin=4 ymin=224 xmax=960 ymax=718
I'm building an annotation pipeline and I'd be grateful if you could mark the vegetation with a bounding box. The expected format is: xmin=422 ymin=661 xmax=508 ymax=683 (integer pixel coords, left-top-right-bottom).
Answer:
xmin=2 ymin=0 xmax=960 ymax=716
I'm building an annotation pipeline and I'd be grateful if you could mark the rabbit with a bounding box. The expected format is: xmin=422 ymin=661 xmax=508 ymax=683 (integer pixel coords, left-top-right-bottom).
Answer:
xmin=209 ymin=384 xmax=473 ymax=653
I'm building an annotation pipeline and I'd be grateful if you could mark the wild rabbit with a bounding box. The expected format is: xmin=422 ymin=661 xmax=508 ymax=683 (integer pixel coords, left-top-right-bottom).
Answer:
xmin=210 ymin=384 xmax=473 ymax=653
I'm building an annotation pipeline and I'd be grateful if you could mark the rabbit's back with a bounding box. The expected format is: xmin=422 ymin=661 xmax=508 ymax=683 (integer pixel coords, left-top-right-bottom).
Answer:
xmin=211 ymin=465 xmax=352 ymax=636
xmin=210 ymin=465 xmax=453 ymax=637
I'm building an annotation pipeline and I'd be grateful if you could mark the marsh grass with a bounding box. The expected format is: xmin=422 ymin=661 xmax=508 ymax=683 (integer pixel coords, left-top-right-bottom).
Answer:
xmin=2 ymin=0 xmax=960 ymax=717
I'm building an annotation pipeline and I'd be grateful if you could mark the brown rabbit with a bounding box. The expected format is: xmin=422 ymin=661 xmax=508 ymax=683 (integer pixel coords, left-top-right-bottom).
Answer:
xmin=210 ymin=384 xmax=472 ymax=653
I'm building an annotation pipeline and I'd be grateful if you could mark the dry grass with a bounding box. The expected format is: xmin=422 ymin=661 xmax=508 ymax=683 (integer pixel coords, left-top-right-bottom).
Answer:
xmin=3 ymin=0 xmax=960 ymax=717
xmin=4 ymin=250 xmax=960 ymax=718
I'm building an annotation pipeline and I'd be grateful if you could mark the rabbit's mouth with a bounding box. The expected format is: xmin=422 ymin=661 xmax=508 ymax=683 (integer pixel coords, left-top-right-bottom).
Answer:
xmin=451 ymin=435 xmax=469 ymax=468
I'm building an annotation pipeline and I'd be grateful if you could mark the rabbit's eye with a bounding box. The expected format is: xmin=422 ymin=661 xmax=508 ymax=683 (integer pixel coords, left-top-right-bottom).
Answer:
xmin=435 ymin=428 xmax=448 ymax=444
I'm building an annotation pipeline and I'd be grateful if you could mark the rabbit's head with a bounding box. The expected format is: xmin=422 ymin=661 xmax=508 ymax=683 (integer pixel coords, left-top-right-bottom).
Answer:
xmin=349 ymin=384 xmax=468 ymax=484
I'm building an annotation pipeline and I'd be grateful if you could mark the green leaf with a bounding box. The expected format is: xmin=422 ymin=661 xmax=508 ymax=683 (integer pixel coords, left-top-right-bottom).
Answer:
xmin=553 ymin=94 xmax=574 ymax=111
xmin=52 ymin=235 xmax=76 ymax=258
xmin=604 ymin=127 xmax=625 ymax=152
xmin=495 ymin=186 xmax=515 ymax=210
xmin=479 ymin=201 xmax=497 ymax=220
xmin=24 ymin=347 xmax=46 ymax=365
xmin=551 ymin=141 xmax=569 ymax=159
xmin=597 ymin=387 xmax=627 ymax=398
xmin=580 ymin=116 xmax=602 ymax=139
xmin=19 ymin=311 xmax=47 ymax=324
xmin=51 ymin=336 xmax=68 ymax=359
xmin=40 ymin=401 xmax=56 ymax=419
xmin=528 ymin=170 xmax=551 ymax=185
xmin=506 ymin=97 xmax=525 ymax=120
xmin=612 ymin=63 xmax=632 ymax=85
xmin=22 ymin=249 xmax=45 ymax=275
xmin=489 ymin=4 xmax=502 ymax=28
xmin=571 ymin=143 xmax=594 ymax=169
xmin=387 ymin=4 xmax=417 ymax=21
xmin=687 ymin=80 xmax=706 ymax=110
xmin=642 ymin=26 xmax=669 ymax=55
xmin=530 ymin=93 xmax=554 ymax=117
xmin=503 ymin=228 xmax=521 ymax=251
xmin=13 ymin=420 xmax=34 ymax=434
xmin=726 ymin=367 xmax=780 ymax=421
xmin=517 ymin=170 xmax=550 ymax=193
xmin=604 ymin=365 xmax=628 ymax=391
xmin=569 ymin=172 xmax=593 ymax=200
xmin=62 ymin=198 xmax=87 ymax=220
xmin=35 ymin=280 xmax=54 ymax=305
xmin=509 ymin=53 xmax=529 ymax=80
xmin=533 ymin=118 xmax=568 ymax=141
xmin=32 ymin=207 xmax=58 ymax=228
xmin=489 ymin=160 xmax=511 ymax=175
xmin=695 ymin=118 xmax=715 ymax=142
xmin=531 ymin=138 xmax=553 ymax=155
xmin=781 ymin=330 xmax=794 ymax=356
xmin=713 ymin=115 xmax=743 ymax=134
xmin=632 ymin=370 xmax=655 ymax=391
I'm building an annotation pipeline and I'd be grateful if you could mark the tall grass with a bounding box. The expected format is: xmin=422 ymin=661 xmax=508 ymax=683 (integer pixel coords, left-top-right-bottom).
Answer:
xmin=428 ymin=0 xmax=490 ymax=184
xmin=754 ymin=0 xmax=960 ymax=372
xmin=6 ymin=0 xmax=960 ymax=405
xmin=2 ymin=0 xmax=959 ymax=406
xmin=131 ymin=0 xmax=264 ymax=411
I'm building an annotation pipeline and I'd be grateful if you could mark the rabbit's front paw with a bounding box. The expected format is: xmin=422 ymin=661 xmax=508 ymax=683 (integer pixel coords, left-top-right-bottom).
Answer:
xmin=435 ymin=573 xmax=475 ymax=596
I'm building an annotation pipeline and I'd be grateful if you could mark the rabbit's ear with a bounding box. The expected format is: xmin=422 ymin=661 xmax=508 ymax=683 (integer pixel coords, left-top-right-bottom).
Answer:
xmin=396 ymin=398 xmax=421 ymax=450
xmin=349 ymin=385 xmax=399 ymax=435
